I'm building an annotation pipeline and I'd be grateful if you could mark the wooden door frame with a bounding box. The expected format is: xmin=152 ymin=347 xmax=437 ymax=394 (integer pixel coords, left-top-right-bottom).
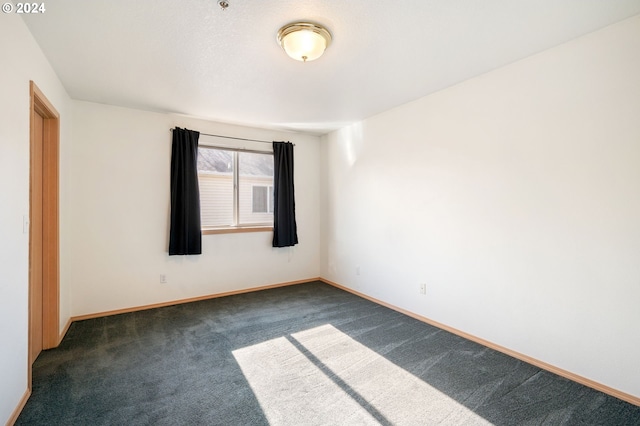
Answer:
xmin=29 ymin=81 xmax=60 ymax=359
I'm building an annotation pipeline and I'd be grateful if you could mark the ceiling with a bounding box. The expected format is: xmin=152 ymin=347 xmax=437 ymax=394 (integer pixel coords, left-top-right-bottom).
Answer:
xmin=22 ymin=0 xmax=640 ymax=135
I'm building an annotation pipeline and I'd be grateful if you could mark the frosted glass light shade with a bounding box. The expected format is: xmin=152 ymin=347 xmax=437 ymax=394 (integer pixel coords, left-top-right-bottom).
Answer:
xmin=277 ymin=22 xmax=332 ymax=62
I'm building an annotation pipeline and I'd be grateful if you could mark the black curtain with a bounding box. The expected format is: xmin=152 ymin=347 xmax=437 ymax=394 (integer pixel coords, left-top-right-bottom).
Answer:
xmin=272 ymin=141 xmax=298 ymax=247
xmin=169 ymin=127 xmax=202 ymax=255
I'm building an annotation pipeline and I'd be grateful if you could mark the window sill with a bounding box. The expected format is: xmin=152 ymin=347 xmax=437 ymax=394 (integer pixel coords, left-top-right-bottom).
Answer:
xmin=202 ymin=226 xmax=273 ymax=235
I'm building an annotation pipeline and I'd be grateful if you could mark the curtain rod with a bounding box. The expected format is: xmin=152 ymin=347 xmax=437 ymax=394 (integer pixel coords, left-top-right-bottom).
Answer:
xmin=170 ymin=128 xmax=294 ymax=145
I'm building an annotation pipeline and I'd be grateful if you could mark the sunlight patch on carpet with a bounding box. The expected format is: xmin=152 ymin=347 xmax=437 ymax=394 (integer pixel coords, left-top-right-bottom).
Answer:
xmin=233 ymin=324 xmax=492 ymax=425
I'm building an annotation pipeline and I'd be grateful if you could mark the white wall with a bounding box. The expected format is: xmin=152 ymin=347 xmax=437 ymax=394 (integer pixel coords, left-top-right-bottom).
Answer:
xmin=0 ymin=14 xmax=73 ymax=424
xmin=68 ymin=101 xmax=321 ymax=316
xmin=321 ymin=15 xmax=640 ymax=398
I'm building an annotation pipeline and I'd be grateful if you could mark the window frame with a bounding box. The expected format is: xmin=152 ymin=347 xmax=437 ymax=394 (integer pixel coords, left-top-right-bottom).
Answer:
xmin=198 ymin=145 xmax=274 ymax=235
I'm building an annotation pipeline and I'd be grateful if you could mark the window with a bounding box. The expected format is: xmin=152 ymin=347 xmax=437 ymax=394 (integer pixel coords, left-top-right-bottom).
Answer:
xmin=197 ymin=147 xmax=274 ymax=231
xmin=252 ymin=185 xmax=274 ymax=213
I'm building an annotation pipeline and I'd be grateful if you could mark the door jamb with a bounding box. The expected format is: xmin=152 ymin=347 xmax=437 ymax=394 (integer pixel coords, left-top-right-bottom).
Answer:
xmin=28 ymin=81 xmax=60 ymax=366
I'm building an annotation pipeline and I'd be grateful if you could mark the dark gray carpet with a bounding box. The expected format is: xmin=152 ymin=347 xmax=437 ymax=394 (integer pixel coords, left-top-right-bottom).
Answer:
xmin=16 ymin=281 xmax=640 ymax=425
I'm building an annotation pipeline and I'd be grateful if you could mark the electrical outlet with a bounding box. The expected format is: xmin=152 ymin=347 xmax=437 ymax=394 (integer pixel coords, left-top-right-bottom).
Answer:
xmin=420 ymin=283 xmax=426 ymax=295
xmin=160 ymin=274 xmax=167 ymax=284
xmin=356 ymin=266 xmax=361 ymax=276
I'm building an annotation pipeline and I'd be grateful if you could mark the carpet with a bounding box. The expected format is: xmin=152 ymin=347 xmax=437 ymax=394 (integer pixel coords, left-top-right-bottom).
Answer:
xmin=16 ymin=281 xmax=640 ymax=425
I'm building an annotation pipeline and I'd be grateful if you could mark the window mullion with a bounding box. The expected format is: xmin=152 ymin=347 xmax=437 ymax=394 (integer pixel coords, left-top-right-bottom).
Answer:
xmin=233 ymin=151 xmax=239 ymax=226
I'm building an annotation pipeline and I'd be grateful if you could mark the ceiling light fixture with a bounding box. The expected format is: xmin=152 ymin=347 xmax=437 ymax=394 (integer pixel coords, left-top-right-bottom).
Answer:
xmin=277 ymin=22 xmax=332 ymax=62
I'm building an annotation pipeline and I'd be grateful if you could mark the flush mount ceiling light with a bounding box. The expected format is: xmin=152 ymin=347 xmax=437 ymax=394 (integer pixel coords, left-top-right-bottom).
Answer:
xmin=277 ymin=22 xmax=332 ymax=62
